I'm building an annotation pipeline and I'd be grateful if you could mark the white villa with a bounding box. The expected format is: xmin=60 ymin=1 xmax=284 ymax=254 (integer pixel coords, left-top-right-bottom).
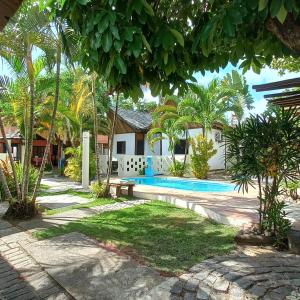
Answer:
xmin=98 ymin=108 xmax=225 ymax=177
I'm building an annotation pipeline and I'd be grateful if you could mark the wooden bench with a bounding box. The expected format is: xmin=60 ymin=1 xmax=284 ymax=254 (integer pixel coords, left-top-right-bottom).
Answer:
xmin=109 ymin=182 xmax=135 ymax=197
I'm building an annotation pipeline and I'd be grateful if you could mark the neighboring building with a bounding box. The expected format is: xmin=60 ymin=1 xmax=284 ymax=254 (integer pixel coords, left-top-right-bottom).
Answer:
xmin=0 ymin=127 xmax=63 ymax=167
xmin=100 ymin=108 xmax=225 ymax=171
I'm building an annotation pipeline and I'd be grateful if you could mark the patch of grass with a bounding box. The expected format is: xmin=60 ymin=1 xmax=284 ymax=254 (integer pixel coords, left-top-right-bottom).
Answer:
xmin=40 ymin=184 xmax=51 ymax=190
xmin=35 ymin=201 xmax=238 ymax=274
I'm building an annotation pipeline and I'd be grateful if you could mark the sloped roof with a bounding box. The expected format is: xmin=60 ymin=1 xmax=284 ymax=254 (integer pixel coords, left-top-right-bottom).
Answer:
xmin=116 ymin=108 xmax=153 ymax=131
xmin=0 ymin=127 xmax=22 ymax=139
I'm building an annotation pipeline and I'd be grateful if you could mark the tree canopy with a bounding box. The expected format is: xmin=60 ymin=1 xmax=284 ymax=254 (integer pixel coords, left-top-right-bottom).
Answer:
xmin=43 ymin=0 xmax=300 ymax=98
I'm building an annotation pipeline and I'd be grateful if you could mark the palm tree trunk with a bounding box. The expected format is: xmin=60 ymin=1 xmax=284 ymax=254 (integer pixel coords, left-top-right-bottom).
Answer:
xmin=92 ymin=73 xmax=101 ymax=184
xmin=31 ymin=30 xmax=62 ymax=203
xmin=0 ymin=164 xmax=13 ymax=202
xmin=0 ymin=112 xmax=21 ymax=200
xmin=183 ymin=129 xmax=188 ymax=167
xmin=106 ymin=92 xmax=119 ymax=186
xmin=22 ymin=50 xmax=35 ymax=202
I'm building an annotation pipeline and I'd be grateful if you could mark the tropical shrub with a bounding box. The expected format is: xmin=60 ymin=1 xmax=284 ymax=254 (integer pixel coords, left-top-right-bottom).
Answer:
xmin=0 ymin=159 xmax=38 ymax=201
xmin=169 ymin=160 xmax=187 ymax=177
xmin=190 ymin=135 xmax=217 ymax=179
xmin=225 ymin=108 xmax=300 ymax=247
xmin=282 ymin=180 xmax=300 ymax=201
xmin=64 ymin=146 xmax=96 ymax=182
xmin=91 ymin=182 xmax=108 ymax=198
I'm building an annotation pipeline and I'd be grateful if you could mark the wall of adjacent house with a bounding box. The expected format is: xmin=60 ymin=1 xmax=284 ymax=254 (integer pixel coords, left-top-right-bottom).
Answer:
xmin=112 ymin=133 xmax=136 ymax=155
xmin=160 ymin=127 xmax=225 ymax=170
xmin=144 ymin=138 xmax=160 ymax=156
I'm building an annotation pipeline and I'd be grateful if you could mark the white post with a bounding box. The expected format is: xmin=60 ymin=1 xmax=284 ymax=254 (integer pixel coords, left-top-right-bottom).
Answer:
xmin=82 ymin=131 xmax=90 ymax=188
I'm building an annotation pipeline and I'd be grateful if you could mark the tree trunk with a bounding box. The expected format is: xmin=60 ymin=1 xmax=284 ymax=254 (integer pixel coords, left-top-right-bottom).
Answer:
xmin=92 ymin=73 xmax=101 ymax=184
xmin=22 ymin=49 xmax=35 ymax=202
xmin=106 ymin=92 xmax=119 ymax=186
xmin=0 ymin=164 xmax=13 ymax=202
xmin=0 ymin=112 xmax=21 ymax=200
xmin=183 ymin=129 xmax=188 ymax=167
xmin=31 ymin=29 xmax=62 ymax=203
xmin=266 ymin=14 xmax=300 ymax=54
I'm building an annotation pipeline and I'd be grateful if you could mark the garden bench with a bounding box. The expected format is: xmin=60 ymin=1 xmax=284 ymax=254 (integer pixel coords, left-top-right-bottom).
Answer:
xmin=109 ymin=182 xmax=135 ymax=197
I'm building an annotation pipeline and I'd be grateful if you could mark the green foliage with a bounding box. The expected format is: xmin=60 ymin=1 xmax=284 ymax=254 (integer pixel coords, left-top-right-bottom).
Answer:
xmin=138 ymin=168 xmax=145 ymax=176
xmin=225 ymin=108 xmax=300 ymax=243
xmin=263 ymin=201 xmax=292 ymax=249
xmin=190 ymin=136 xmax=217 ymax=179
xmin=169 ymin=160 xmax=187 ymax=177
xmin=282 ymin=180 xmax=300 ymax=201
xmin=64 ymin=146 xmax=96 ymax=182
xmin=271 ymin=56 xmax=300 ymax=75
xmin=44 ymin=0 xmax=300 ymax=97
xmin=0 ymin=159 xmax=38 ymax=201
xmin=90 ymin=182 xmax=108 ymax=198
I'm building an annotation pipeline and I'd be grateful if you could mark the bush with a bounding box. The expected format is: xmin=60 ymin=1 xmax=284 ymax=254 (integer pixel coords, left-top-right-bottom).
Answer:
xmin=91 ymin=182 xmax=108 ymax=198
xmin=64 ymin=146 xmax=96 ymax=182
xmin=169 ymin=160 xmax=187 ymax=177
xmin=282 ymin=180 xmax=300 ymax=201
xmin=190 ymin=135 xmax=217 ymax=179
xmin=263 ymin=201 xmax=292 ymax=249
xmin=0 ymin=158 xmax=38 ymax=201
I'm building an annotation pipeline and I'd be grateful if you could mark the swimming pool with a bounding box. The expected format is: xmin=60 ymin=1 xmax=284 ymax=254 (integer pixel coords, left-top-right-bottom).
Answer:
xmin=122 ymin=177 xmax=235 ymax=192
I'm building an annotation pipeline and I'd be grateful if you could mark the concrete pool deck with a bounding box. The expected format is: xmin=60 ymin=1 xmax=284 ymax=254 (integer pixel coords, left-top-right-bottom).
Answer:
xmin=131 ymin=183 xmax=300 ymax=230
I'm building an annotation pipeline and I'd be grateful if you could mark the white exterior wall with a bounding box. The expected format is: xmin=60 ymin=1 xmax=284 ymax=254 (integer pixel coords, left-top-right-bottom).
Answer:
xmin=159 ymin=128 xmax=225 ymax=170
xmin=112 ymin=133 xmax=135 ymax=155
xmin=144 ymin=138 xmax=160 ymax=156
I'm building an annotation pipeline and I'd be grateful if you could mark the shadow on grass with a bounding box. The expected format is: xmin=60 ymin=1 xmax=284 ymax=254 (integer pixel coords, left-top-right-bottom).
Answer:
xmin=35 ymin=201 xmax=238 ymax=274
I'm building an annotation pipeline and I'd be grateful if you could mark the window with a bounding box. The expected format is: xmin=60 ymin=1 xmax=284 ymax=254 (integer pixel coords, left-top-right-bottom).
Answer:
xmin=117 ymin=141 xmax=126 ymax=154
xmin=175 ymin=139 xmax=188 ymax=155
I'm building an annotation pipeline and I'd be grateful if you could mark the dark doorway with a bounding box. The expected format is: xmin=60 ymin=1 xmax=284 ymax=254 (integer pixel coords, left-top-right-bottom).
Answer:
xmin=135 ymin=133 xmax=145 ymax=155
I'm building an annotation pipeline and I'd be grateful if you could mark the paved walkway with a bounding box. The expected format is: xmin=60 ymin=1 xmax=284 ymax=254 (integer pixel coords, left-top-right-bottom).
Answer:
xmin=170 ymin=247 xmax=300 ymax=300
xmin=0 ymin=220 xmax=70 ymax=299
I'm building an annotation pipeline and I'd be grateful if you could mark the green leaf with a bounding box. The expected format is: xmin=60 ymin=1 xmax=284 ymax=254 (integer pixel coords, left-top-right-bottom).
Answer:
xmin=105 ymin=55 xmax=115 ymax=78
xmin=163 ymin=52 xmax=168 ymax=65
xmin=76 ymin=0 xmax=90 ymax=4
xmin=115 ymin=56 xmax=127 ymax=74
xmin=258 ymin=0 xmax=268 ymax=11
xmin=114 ymin=40 xmax=123 ymax=52
xmin=169 ymin=29 xmax=184 ymax=47
xmin=111 ymin=26 xmax=120 ymax=39
xmin=124 ymin=27 xmax=134 ymax=42
xmin=223 ymin=15 xmax=235 ymax=37
xmin=276 ymin=4 xmax=288 ymax=23
xmin=141 ymin=34 xmax=152 ymax=53
xmin=103 ymin=31 xmax=113 ymax=52
xmin=142 ymin=0 xmax=154 ymax=16
xmin=270 ymin=0 xmax=282 ymax=17
xmin=162 ymin=32 xmax=174 ymax=50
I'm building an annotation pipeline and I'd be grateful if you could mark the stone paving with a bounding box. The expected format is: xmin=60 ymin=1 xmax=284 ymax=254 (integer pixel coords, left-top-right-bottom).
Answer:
xmin=0 ymin=219 xmax=71 ymax=299
xmin=18 ymin=199 xmax=151 ymax=232
xmin=170 ymin=247 xmax=300 ymax=300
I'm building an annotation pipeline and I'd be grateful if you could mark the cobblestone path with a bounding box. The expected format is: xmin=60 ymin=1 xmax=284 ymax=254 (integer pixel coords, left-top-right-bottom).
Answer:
xmin=170 ymin=247 xmax=300 ymax=300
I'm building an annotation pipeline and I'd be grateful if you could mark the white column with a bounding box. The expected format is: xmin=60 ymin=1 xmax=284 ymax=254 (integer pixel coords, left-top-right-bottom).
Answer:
xmin=82 ymin=131 xmax=90 ymax=188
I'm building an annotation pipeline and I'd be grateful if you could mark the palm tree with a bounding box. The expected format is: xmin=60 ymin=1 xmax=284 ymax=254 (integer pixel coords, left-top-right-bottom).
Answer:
xmin=0 ymin=2 xmax=53 ymax=207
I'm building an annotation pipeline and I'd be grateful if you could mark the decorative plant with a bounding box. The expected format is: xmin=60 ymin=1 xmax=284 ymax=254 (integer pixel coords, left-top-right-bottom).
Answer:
xmin=190 ymin=135 xmax=217 ymax=179
xmin=282 ymin=180 xmax=300 ymax=201
xmin=64 ymin=146 xmax=96 ymax=182
xmin=169 ymin=160 xmax=187 ymax=177
xmin=0 ymin=158 xmax=38 ymax=201
xmin=91 ymin=182 xmax=108 ymax=198
xmin=225 ymin=108 xmax=300 ymax=247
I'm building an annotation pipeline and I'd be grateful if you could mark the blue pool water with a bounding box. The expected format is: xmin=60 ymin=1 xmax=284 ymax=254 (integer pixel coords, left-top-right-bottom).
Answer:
xmin=122 ymin=177 xmax=235 ymax=192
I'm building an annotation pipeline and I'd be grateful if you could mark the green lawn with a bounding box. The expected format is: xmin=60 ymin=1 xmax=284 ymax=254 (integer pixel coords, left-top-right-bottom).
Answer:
xmin=35 ymin=200 xmax=238 ymax=274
